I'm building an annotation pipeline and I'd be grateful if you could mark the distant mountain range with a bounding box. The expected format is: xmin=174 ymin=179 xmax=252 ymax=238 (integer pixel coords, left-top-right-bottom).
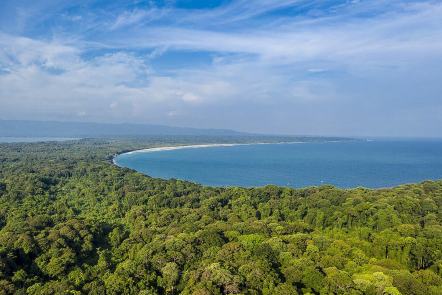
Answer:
xmin=0 ymin=120 xmax=252 ymax=137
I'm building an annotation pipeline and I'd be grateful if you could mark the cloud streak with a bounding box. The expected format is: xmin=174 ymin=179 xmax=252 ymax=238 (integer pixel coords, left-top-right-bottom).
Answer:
xmin=0 ymin=0 xmax=441 ymax=136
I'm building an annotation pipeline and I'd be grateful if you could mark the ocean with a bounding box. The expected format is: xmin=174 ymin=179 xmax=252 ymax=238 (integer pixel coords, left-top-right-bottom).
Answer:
xmin=114 ymin=138 xmax=442 ymax=189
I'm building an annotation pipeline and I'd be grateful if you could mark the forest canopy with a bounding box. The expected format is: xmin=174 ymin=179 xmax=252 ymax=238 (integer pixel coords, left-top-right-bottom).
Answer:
xmin=0 ymin=138 xmax=441 ymax=295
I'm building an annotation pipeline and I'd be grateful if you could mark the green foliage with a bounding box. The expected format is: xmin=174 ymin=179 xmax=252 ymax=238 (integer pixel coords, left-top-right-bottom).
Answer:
xmin=0 ymin=138 xmax=442 ymax=294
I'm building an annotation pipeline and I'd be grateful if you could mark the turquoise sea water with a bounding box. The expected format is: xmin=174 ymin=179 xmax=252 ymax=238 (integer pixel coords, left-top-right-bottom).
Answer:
xmin=0 ymin=137 xmax=78 ymax=143
xmin=114 ymin=139 xmax=442 ymax=189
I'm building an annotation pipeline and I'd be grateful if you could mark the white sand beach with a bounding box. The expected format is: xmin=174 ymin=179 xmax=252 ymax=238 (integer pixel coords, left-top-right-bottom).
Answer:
xmin=112 ymin=143 xmax=253 ymax=164
xmin=111 ymin=142 xmax=310 ymax=165
xmin=122 ymin=143 xmax=248 ymax=155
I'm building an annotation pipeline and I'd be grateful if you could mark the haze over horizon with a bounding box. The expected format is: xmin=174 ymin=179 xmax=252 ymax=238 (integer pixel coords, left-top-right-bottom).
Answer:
xmin=1 ymin=0 xmax=441 ymax=137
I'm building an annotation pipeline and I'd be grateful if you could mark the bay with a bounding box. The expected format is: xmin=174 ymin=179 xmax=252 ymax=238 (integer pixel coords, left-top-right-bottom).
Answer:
xmin=114 ymin=139 xmax=442 ymax=189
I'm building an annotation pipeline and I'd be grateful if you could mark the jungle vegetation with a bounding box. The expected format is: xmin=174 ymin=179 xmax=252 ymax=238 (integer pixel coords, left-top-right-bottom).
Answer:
xmin=0 ymin=137 xmax=441 ymax=295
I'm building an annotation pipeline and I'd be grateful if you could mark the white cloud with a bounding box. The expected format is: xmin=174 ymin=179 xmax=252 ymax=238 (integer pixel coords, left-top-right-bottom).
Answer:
xmin=0 ymin=33 xmax=81 ymax=69
xmin=110 ymin=8 xmax=164 ymax=30
xmin=97 ymin=0 xmax=442 ymax=73
xmin=147 ymin=46 xmax=168 ymax=59
xmin=0 ymin=0 xmax=441 ymax=135
xmin=182 ymin=93 xmax=200 ymax=103
xmin=167 ymin=110 xmax=178 ymax=117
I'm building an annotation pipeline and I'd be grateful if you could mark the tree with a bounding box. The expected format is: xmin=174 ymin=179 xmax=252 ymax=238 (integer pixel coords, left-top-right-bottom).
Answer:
xmin=161 ymin=262 xmax=179 ymax=294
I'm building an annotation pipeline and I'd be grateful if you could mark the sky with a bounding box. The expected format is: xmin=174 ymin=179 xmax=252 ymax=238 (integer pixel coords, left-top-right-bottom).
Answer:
xmin=0 ymin=0 xmax=441 ymax=137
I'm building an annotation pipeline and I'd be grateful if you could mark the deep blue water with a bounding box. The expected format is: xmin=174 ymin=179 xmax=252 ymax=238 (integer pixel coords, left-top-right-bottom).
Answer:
xmin=0 ymin=137 xmax=77 ymax=143
xmin=114 ymin=139 xmax=442 ymax=189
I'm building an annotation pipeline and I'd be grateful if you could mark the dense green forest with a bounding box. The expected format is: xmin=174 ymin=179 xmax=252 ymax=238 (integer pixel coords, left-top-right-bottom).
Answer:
xmin=1 ymin=137 xmax=442 ymax=295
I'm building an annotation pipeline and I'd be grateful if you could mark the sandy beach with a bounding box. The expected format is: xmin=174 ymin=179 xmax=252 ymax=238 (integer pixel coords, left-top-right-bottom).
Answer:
xmin=112 ymin=143 xmax=257 ymax=164
xmin=115 ymin=141 xmax=308 ymax=156
xmin=122 ymin=143 xmax=249 ymax=155
xmin=111 ymin=141 xmax=316 ymax=165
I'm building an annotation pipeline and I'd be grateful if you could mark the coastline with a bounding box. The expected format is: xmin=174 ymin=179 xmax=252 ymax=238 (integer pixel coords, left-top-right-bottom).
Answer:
xmin=125 ymin=143 xmax=250 ymax=154
xmin=112 ymin=141 xmax=319 ymax=165
xmin=111 ymin=139 xmax=364 ymax=165
xmin=112 ymin=143 xmax=268 ymax=164
xmin=110 ymin=139 xmax=441 ymax=189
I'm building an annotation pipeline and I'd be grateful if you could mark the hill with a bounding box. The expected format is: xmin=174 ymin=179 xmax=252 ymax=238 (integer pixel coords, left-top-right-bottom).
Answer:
xmin=0 ymin=120 xmax=252 ymax=137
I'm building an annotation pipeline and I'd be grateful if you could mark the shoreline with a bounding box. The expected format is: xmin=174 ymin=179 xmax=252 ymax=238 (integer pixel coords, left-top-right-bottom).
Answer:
xmin=112 ymin=141 xmax=312 ymax=164
xmin=111 ymin=139 xmax=364 ymax=164
xmin=110 ymin=140 xmax=440 ymax=190
xmin=125 ymin=143 xmax=251 ymax=154
xmin=112 ymin=142 xmax=271 ymax=164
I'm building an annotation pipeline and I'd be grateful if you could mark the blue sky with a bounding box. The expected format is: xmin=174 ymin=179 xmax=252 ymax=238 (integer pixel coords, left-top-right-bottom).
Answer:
xmin=0 ymin=0 xmax=441 ymax=136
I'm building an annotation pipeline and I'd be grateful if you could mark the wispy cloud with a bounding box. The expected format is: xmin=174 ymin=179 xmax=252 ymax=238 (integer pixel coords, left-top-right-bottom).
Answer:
xmin=308 ymin=69 xmax=327 ymax=73
xmin=109 ymin=7 xmax=168 ymax=30
xmin=0 ymin=0 xmax=441 ymax=136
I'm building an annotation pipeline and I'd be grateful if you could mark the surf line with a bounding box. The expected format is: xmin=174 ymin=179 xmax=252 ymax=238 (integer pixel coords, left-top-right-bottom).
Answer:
xmin=111 ymin=142 xmax=306 ymax=165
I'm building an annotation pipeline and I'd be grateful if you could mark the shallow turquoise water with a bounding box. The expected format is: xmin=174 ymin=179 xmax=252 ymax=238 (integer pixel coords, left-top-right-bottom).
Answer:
xmin=114 ymin=139 xmax=442 ymax=189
